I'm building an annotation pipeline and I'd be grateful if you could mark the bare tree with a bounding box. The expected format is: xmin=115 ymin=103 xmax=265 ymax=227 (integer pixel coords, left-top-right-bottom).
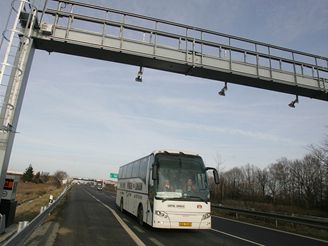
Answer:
xmin=214 ymin=153 xmax=225 ymax=202
xmin=241 ymin=164 xmax=258 ymax=200
xmin=223 ymin=167 xmax=244 ymax=199
xmin=53 ymin=170 xmax=68 ymax=187
xmin=301 ymin=154 xmax=322 ymax=208
xmin=267 ymin=163 xmax=278 ymax=203
xmin=256 ymin=168 xmax=268 ymax=200
xmin=308 ymin=133 xmax=328 ymax=207
xmin=210 ymin=132 xmax=328 ymax=210
xmin=40 ymin=172 xmax=50 ymax=183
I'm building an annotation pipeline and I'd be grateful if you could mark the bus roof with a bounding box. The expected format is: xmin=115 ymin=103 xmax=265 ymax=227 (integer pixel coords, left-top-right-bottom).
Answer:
xmin=119 ymin=150 xmax=201 ymax=169
xmin=152 ymin=150 xmax=200 ymax=156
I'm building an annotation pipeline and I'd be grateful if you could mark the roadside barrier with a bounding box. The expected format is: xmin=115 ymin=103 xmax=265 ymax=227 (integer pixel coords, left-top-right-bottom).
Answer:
xmin=4 ymin=185 xmax=71 ymax=246
xmin=212 ymin=204 xmax=328 ymax=230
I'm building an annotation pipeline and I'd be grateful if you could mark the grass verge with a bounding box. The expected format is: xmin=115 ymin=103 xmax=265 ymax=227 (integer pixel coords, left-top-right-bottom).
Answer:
xmin=15 ymin=183 xmax=65 ymax=223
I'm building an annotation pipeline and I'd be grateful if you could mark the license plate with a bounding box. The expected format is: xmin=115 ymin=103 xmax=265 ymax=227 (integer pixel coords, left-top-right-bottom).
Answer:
xmin=179 ymin=222 xmax=192 ymax=227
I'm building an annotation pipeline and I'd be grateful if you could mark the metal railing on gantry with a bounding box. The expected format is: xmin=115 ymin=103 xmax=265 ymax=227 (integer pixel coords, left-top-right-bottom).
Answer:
xmin=24 ymin=0 xmax=328 ymax=101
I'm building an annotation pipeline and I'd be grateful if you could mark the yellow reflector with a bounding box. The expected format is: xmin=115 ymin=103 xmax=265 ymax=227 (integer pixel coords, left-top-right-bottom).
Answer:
xmin=179 ymin=222 xmax=192 ymax=227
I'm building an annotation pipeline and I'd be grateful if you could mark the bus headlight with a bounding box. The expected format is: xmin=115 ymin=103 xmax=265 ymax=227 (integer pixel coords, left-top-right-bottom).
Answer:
xmin=155 ymin=210 xmax=168 ymax=218
xmin=202 ymin=213 xmax=211 ymax=220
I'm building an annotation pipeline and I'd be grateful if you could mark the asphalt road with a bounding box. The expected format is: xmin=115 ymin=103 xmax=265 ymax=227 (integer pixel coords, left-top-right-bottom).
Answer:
xmin=53 ymin=186 xmax=136 ymax=246
xmin=29 ymin=185 xmax=327 ymax=246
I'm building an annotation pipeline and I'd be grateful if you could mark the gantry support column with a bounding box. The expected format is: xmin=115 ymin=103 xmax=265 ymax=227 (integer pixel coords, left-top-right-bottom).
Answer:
xmin=0 ymin=36 xmax=35 ymax=203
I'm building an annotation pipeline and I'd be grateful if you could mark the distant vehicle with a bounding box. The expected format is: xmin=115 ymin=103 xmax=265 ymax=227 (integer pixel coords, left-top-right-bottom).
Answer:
xmin=116 ymin=150 xmax=219 ymax=229
xmin=96 ymin=180 xmax=103 ymax=191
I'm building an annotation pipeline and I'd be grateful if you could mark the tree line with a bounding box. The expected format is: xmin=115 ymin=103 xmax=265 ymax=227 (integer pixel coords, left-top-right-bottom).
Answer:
xmin=211 ymin=135 xmax=328 ymax=210
xmin=22 ymin=164 xmax=68 ymax=187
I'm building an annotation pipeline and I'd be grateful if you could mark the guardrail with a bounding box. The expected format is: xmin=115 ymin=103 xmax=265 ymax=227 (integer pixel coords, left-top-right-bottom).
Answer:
xmin=4 ymin=184 xmax=72 ymax=246
xmin=212 ymin=204 xmax=328 ymax=230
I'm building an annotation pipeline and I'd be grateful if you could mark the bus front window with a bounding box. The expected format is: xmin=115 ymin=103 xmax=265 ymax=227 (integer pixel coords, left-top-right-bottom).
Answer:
xmin=155 ymin=154 xmax=209 ymax=202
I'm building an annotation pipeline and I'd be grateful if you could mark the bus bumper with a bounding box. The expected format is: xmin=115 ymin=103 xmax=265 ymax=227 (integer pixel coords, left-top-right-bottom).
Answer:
xmin=153 ymin=215 xmax=211 ymax=229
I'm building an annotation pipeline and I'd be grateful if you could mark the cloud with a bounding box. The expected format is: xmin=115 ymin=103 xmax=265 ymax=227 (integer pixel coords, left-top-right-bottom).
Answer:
xmin=265 ymin=0 xmax=328 ymax=44
xmin=23 ymin=76 xmax=300 ymax=147
xmin=141 ymin=116 xmax=303 ymax=145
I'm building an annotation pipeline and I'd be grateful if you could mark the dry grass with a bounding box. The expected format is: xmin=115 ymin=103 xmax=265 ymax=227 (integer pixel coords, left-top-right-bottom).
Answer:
xmin=15 ymin=182 xmax=65 ymax=223
xmin=16 ymin=182 xmax=60 ymax=204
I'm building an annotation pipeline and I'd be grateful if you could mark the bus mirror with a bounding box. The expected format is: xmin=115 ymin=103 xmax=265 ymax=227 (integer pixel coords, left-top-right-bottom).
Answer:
xmin=205 ymin=167 xmax=219 ymax=184
xmin=213 ymin=169 xmax=219 ymax=184
xmin=152 ymin=164 xmax=158 ymax=180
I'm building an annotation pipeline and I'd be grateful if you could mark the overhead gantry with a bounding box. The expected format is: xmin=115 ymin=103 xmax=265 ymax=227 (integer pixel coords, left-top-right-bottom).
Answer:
xmin=0 ymin=0 xmax=327 ymax=201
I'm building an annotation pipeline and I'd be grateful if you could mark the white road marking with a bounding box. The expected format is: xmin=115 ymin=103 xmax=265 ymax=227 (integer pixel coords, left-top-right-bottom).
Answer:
xmin=212 ymin=215 xmax=328 ymax=243
xmin=133 ymin=225 xmax=145 ymax=234
xmin=122 ymin=218 xmax=129 ymax=223
xmin=210 ymin=228 xmax=265 ymax=246
xmin=85 ymin=190 xmax=145 ymax=246
xmin=148 ymin=237 xmax=165 ymax=246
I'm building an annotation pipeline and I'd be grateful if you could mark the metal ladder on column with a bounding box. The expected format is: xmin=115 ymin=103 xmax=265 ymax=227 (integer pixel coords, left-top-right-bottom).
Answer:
xmin=0 ymin=0 xmax=38 ymax=209
xmin=0 ymin=0 xmax=37 ymax=134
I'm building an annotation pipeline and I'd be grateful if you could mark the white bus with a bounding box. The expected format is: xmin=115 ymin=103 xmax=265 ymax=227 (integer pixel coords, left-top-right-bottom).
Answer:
xmin=116 ymin=150 xmax=219 ymax=229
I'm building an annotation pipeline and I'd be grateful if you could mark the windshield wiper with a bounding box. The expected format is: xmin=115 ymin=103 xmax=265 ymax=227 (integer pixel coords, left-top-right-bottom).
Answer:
xmin=156 ymin=197 xmax=184 ymax=203
xmin=186 ymin=195 xmax=208 ymax=204
xmin=156 ymin=196 xmax=208 ymax=204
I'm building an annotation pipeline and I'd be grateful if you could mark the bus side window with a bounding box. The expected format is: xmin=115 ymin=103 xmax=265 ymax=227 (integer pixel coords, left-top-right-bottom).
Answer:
xmin=132 ymin=160 xmax=140 ymax=177
xmin=149 ymin=169 xmax=154 ymax=187
xmin=149 ymin=168 xmax=154 ymax=212
xmin=139 ymin=158 xmax=147 ymax=183
xmin=148 ymin=154 xmax=155 ymax=211
xmin=118 ymin=167 xmax=122 ymax=179
xmin=127 ymin=164 xmax=133 ymax=178
xmin=122 ymin=166 xmax=127 ymax=178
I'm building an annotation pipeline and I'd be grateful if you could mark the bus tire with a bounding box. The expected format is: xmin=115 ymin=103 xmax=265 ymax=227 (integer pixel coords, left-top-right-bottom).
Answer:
xmin=120 ymin=198 xmax=124 ymax=213
xmin=137 ymin=204 xmax=144 ymax=226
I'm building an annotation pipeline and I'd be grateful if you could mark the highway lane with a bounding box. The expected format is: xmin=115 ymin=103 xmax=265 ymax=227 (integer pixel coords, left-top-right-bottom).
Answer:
xmin=87 ymin=186 xmax=327 ymax=246
xmin=52 ymin=185 xmax=136 ymax=245
xmin=85 ymin=186 xmax=259 ymax=246
xmin=48 ymin=185 xmax=327 ymax=246
xmin=211 ymin=215 xmax=327 ymax=246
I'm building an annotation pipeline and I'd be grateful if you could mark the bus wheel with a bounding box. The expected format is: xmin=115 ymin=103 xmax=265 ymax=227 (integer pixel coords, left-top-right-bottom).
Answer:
xmin=137 ymin=205 xmax=144 ymax=226
xmin=120 ymin=198 xmax=124 ymax=213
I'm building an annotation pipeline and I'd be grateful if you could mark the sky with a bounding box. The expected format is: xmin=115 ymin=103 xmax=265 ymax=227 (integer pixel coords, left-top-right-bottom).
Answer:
xmin=0 ymin=0 xmax=327 ymax=179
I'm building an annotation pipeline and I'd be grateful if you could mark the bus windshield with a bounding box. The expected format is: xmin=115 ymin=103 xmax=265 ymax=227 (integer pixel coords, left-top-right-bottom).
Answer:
xmin=155 ymin=154 xmax=209 ymax=202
